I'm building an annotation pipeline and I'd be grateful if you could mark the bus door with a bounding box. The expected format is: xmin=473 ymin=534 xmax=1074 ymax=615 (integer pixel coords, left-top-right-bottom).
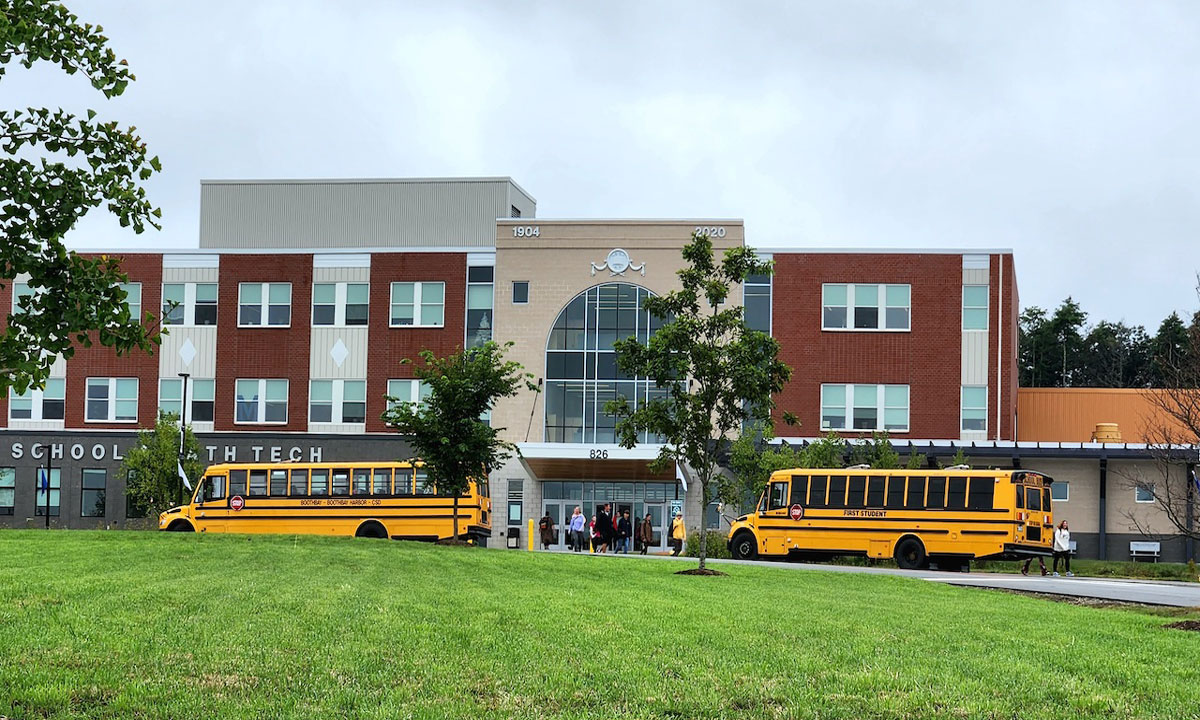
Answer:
xmin=759 ymin=478 xmax=792 ymax=554
xmin=1021 ymin=484 xmax=1047 ymax=544
xmin=192 ymin=473 xmax=229 ymax=533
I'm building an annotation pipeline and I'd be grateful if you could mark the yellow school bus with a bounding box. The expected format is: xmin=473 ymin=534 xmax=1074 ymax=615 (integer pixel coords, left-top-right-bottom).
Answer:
xmin=157 ymin=462 xmax=491 ymax=544
xmin=726 ymin=468 xmax=1053 ymax=569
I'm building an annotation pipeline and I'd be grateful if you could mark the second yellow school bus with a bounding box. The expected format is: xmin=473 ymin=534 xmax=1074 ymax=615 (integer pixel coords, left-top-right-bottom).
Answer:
xmin=157 ymin=462 xmax=491 ymax=544
xmin=727 ymin=468 xmax=1054 ymax=569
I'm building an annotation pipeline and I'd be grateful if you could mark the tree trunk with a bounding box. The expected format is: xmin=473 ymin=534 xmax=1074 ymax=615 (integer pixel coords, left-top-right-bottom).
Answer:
xmin=697 ymin=474 xmax=707 ymax=570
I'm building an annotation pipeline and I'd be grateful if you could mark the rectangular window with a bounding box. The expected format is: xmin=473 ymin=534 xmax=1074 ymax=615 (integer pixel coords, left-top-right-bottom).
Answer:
xmin=165 ymin=282 xmax=219 ymax=326
xmin=963 ymin=285 xmax=989 ymax=330
xmin=235 ymin=379 xmax=288 ymax=424
xmin=312 ymin=282 xmax=369 ymax=327
xmin=512 ymin=281 xmax=529 ymax=305
xmin=269 ymin=469 xmax=287 ymax=496
xmin=310 ymin=470 xmax=328 ymax=496
xmin=926 ymin=476 xmax=946 ymax=509
xmin=81 ymin=469 xmax=106 ymax=517
xmin=120 ymin=282 xmax=141 ymax=319
xmin=967 ymin=477 xmax=994 ymax=510
xmin=331 ymin=469 xmax=350 ymax=496
xmin=415 ymin=469 xmax=433 ymax=495
xmin=290 ymin=469 xmax=308 ymax=496
xmin=947 ymin=477 xmax=968 ymax=509
xmin=827 ymin=476 xmax=847 ymax=509
xmin=822 ymin=284 xmax=910 ymax=331
xmin=386 ymin=379 xmax=431 ymax=412
xmin=744 ymin=273 xmax=772 ymax=333
xmin=229 ymin=469 xmax=247 ymax=497
xmin=905 ymin=476 xmax=926 ymax=509
xmin=34 ymin=467 xmax=61 ymax=516
xmin=159 ymin=378 xmax=215 ymax=423
xmin=885 ymin=476 xmax=906 ymax=509
xmin=238 ymin=282 xmax=291 ymax=327
xmin=466 ymin=266 xmax=494 ymax=349
xmin=353 ymin=469 xmax=371 ymax=496
xmin=86 ymin=378 xmax=138 ymax=422
xmin=1050 ymin=481 xmax=1069 ymax=502
xmin=846 ymin=475 xmax=867 ymax=509
xmin=820 ymin=384 xmax=909 ymax=432
xmin=789 ymin=475 xmax=809 ymax=505
xmin=373 ymin=468 xmax=391 ymax=495
xmin=0 ymin=468 xmax=14 ymax=515
xmin=248 ymin=470 xmax=268 ymax=497
xmin=866 ymin=476 xmax=885 ymax=507
xmin=961 ymin=386 xmax=987 ymax=432
xmin=13 ymin=282 xmax=38 ymax=314
xmin=394 ymin=467 xmax=413 ymax=495
xmin=1135 ymin=484 xmax=1155 ymax=503
xmin=9 ymin=377 xmax=65 ymax=421
xmin=808 ymin=475 xmax=828 ymax=508
xmin=389 ymin=282 xmax=445 ymax=327
xmin=310 ymin=380 xmax=366 ymax=424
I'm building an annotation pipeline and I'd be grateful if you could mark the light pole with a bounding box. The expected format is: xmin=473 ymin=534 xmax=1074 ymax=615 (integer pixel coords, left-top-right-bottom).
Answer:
xmin=177 ymin=372 xmax=190 ymax=506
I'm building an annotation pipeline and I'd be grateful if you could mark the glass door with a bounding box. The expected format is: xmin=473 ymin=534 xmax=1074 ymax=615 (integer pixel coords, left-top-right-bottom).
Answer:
xmin=645 ymin=502 xmax=666 ymax=553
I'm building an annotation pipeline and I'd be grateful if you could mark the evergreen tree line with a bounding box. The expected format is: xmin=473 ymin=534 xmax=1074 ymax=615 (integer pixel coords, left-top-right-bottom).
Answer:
xmin=1020 ymin=298 xmax=1194 ymax=388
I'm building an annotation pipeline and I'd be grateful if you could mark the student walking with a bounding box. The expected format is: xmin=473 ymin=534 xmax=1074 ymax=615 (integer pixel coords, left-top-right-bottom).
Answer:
xmin=595 ymin=503 xmax=614 ymax=553
xmin=539 ymin=511 xmax=556 ymax=550
xmin=616 ymin=510 xmax=632 ymax=554
xmin=1021 ymin=554 xmax=1048 ymax=576
xmin=1052 ymin=520 xmax=1073 ymax=576
xmin=568 ymin=506 xmax=586 ymax=552
xmin=639 ymin=512 xmax=653 ymax=554
xmin=669 ymin=512 xmax=686 ymax=556
xmin=589 ymin=515 xmax=598 ymax=553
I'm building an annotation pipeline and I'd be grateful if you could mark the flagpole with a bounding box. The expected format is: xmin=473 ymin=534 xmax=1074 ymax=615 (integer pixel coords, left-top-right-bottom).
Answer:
xmin=177 ymin=372 xmax=190 ymax=507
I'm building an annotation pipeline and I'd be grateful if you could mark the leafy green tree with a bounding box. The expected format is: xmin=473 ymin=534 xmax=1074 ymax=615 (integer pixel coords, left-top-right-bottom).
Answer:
xmin=1019 ymin=299 xmax=1087 ymax=387
xmin=905 ymin=452 xmax=927 ymax=470
xmin=120 ymin=412 xmax=203 ymax=518
xmin=1078 ymin=321 xmax=1151 ymax=388
xmin=725 ymin=422 xmax=804 ymax=509
xmin=607 ymin=232 xmax=792 ymax=571
xmin=382 ymin=341 xmax=537 ymax=543
xmin=1149 ymin=312 xmax=1191 ymax=386
xmin=1 ymin=1 xmax=164 ymax=394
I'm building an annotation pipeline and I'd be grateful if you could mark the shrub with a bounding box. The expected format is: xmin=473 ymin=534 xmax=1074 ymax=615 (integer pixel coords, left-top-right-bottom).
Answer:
xmin=685 ymin=531 xmax=732 ymax=559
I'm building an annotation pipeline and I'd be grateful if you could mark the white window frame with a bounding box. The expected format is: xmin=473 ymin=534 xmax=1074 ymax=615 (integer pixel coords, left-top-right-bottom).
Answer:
xmin=309 ymin=379 xmax=367 ymax=424
xmin=1135 ymin=484 xmax=1155 ymax=503
xmin=389 ymin=282 xmax=445 ymax=328
xmin=819 ymin=383 xmax=910 ymax=432
xmin=743 ymin=273 xmax=773 ymax=335
xmin=8 ymin=378 xmax=65 ymax=421
xmin=1050 ymin=481 xmax=1069 ymax=502
xmin=234 ymin=379 xmax=289 ymax=425
xmin=120 ymin=282 xmax=142 ymax=319
xmin=311 ymin=282 xmax=369 ymax=327
xmin=12 ymin=282 xmax=38 ymax=314
xmin=963 ymin=285 xmax=989 ymax=331
xmin=158 ymin=378 xmax=215 ymax=423
xmin=162 ymin=282 xmax=218 ymax=326
xmin=960 ymin=386 xmax=988 ymax=433
xmin=85 ymin=377 xmax=139 ymax=423
xmin=386 ymin=379 xmax=431 ymax=411
xmin=821 ymin=283 xmax=910 ymax=332
xmin=465 ymin=265 xmax=495 ymax=348
xmin=238 ymin=282 xmax=292 ymax=328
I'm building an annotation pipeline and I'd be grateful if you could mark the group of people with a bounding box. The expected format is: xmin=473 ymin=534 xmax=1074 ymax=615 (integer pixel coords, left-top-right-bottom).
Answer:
xmin=540 ymin=503 xmax=688 ymax=556
xmin=1021 ymin=520 xmax=1074 ymax=577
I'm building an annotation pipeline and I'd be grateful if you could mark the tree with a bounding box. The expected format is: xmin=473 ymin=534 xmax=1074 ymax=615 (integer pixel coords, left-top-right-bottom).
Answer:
xmin=1 ymin=1 xmax=164 ymax=395
xmin=1149 ymin=312 xmax=1190 ymax=387
xmin=607 ymin=232 xmax=792 ymax=572
xmin=381 ymin=341 xmax=538 ymax=543
xmin=1078 ymin=321 xmax=1151 ymax=388
xmin=120 ymin=412 xmax=203 ymax=519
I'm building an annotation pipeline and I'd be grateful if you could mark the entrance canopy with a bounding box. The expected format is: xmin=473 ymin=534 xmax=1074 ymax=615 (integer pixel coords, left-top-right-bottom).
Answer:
xmin=517 ymin=442 xmax=675 ymax=481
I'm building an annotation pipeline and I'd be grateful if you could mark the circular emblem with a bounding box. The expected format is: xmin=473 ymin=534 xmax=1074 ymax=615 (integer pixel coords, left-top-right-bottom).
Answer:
xmin=606 ymin=248 xmax=631 ymax=274
xmin=789 ymin=504 xmax=804 ymax=521
xmin=230 ymin=495 xmax=244 ymax=512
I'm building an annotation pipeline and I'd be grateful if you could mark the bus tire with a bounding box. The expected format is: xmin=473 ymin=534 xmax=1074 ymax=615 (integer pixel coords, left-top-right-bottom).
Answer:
xmin=894 ymin=536 xmax=927 ymax=570
xmin=355 ymin=521 xmax=388 ymax=539
xmin=730 ymin=532 xmax=758 ymax=560
xmin=167 ymin=520 xmax=194 ymax=533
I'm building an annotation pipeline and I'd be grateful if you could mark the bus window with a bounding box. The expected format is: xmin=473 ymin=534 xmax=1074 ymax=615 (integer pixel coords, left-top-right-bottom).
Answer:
xmin=1042 ymin=488 xmax=1051 ymax=511
xmin=828 ymin=476 xmax=847 ymax=509
xmin=790 ymin=475 xmax=809 ymax=506
xmin=310 ymin=470 xmax=329 ymax=496
xmin=249 ymin=470 xmax=268 ymax=497
xmin=847 ymin=475 xmax=867 ymax=509
xmin=373 ymin=469 xmax=391 ymax=495
xmin=967 ymin=478 xmax=994 ymax=510
xmin=229 ymin=469 xmax=247 ymax=497
xmin=394 ymin=468 xmax=413 ymax=495
xmin=885 ymin=477 xmax=905 ymax=509
xmin=866 ymin=476 xmax=885 ymax=507
xmin=1025 ymin=486 xmax=1041 ymax=512
xmin=289 ymin=469 xmax=308 ymax=496
xmin=766 ymin=481 xmax=788 ymax=510
xmin=809 ymin=476 xmax=828 ymax=508
xmin=478 ymin=478 xmax=490 ymax=498
xmin=198 ymin=475 xmax=226 ymax=503
xmin=270 ymin=469 xmax=287 ymax=496
xmin=947 ymin=477 xmax=967 ymax=508
xmin=415 ymin=470 xmax=434 ymax=495
xmin=906 ymin=476 xmax=926 ymax=509
xmin=352 ymin=469 xmax=370 ymax=496
xmin=332 ymin=470 xmax=350 ymax=496
xmin=927 ymin=476 xmax=946 ymax=509
xmin=1015 ymin=485 xmax=1024 ymax=509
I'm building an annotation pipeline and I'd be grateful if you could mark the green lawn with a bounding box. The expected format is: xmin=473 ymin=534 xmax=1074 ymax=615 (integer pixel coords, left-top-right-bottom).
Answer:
xmin=2 ymin=531 xmax=1198 ymax=719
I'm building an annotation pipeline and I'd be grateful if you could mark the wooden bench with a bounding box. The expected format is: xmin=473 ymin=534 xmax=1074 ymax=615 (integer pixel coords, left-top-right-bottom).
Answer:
xmin=1129 ymin=541 xmax=1161 ymax=562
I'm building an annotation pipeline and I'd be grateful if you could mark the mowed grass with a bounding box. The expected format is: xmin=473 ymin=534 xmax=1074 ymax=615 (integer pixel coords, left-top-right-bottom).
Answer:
xmin=2 ymin=532 xmax=1199 ymax=720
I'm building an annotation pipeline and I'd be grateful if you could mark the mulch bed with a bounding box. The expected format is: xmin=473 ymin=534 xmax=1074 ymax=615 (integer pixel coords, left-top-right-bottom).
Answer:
xmin=676 ymin=568 xmax=728 ymax=576
xmin=1164 ymin=620 xmax=1200 ymax=632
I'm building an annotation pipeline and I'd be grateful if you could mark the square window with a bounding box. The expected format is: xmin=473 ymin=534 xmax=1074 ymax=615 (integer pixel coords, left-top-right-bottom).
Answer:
xmin=1050 ymin=482 xmax=1069 ymax=502
xmin=513 ymin=281 xmax=530 ymax=304
xmin=1135 ymin=485 xmax=1155 ymax=503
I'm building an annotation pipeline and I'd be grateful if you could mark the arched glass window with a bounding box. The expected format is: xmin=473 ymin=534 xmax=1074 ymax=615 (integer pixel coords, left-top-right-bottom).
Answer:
xmin=544 ymin=283 xmax=670 ymax=443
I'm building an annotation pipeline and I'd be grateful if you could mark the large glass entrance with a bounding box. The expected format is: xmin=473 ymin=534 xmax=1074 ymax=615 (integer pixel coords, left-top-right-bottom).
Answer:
xmin=542 ymin=480 xmax=680 ymax=553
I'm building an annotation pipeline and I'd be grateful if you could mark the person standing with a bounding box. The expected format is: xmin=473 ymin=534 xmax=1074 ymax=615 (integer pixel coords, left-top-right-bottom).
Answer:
xmin=568 ymin=506 xmax=586 ymax=552
xmin=616 ymin=510 xmax=632 ymax=554
xmin=639 ymin=512 xmax=653 ymax=555
xmin=589 ymin=515 xmax=598 ymax=553
xmin=669 ymin=512 xmax=686 ymax=556
xmin=539 ymin=510 xmax=556 ymax=551
xmin=1052 ymin=520 xmax=1073 ymax=576
xmin=595 ymin=503 xmax=613 ymax=553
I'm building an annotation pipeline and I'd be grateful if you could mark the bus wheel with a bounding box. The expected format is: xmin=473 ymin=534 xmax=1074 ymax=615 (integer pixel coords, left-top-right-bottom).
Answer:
xmin=894 ymin=537 xmax=927 ymax=570
xmin=355 ymin=521 xmax=388 ymax=539
xmin=167 ymin=520 xmax=194 ymax=532
xmin=730 ymin=532 xmax=758 ymax=560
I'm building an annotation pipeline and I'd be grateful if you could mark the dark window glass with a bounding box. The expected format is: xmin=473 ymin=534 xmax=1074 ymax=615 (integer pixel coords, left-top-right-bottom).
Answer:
xmin=768 ymin=482 xmax=788 ymax=510
xmin=823 ymin=306 xmax=847 ymax=329
xmin=312 ymin=305 xmax=335 ymax=326
xmin=42 ymin=398 xmax=65 ymax=420
xmin=393 ymin=468 xmax=413 ymax=494
xmin=905 ymin=476 xmax=926 ymax=509
xmin=341 ymin=401 xmax=366 ymax=424
xmin=885 ymin=477 xmax=906 ymax=509
xmin=310 ymin=470 xmax=328 ymax=496
xmin=81 ymin=469 xmax=106 ymax=517
xmin=468 ymin=266 xmax=494 ymax=283
xmin=927 ymin=476 xmax=946 ymax=509
xmin=847 ymin=475 xmax=867 ymax=509
xmin=373 ymin=469 xmax=390 ymax=495
xmin=827 ymin=476 xmax=847 ymax=509
xmin=967 ymin=478 xmax=994 ymax=510
xmin=267 ymin=304 xmax=290 ymax=326
xmin=239 ymin=304 xmax=261 ymax=325
xmin=353 ymin=469 xmax=370 ymax=496
xmin=194 ymin=303 xmax=217 ymax=326
xmin=290 ymin=469 xmax=308 ymax=496
xmin=198 ymin=475 xmax=226 ymax=503
xmin=192 ymin=399 xmax=214 ymax=423
xmin=789 ymin=475 xmax=809 ymax=505
xmin=1025 ymin=486 xmax=1041 ymax=512
xmin=513 ymin=281 xmax=529 ymax=304
xmin=1042 ymin=488 xmax=1051 ymax=511
xmin=854 ymin=306 xmax=878 ymax=329
xmin=744 ymin=285 xmax=771 ymax=333
xmin=808 ymin=475 xmax=828 ymax=508
xmin=229 ymin=469 xmax=247 ymax=497
xmin=248 ymin=470 xmax=268 ymax=497
xmin=332 ymin=470 xmax=350 ymax=496
xmin=270 ymin=470 xmax=287 ymax=496
xmin=948 ymin=478 xmax=967 ymax=509
xmin=866 ymin=476 xmax=885 ymax=507
xmin=1015 ymin=485 xmax=1024 ymax=509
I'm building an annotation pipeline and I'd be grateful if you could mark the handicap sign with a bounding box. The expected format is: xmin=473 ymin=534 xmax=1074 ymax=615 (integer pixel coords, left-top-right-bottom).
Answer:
xmin=669 ymin=499 xmax=683 ymax=520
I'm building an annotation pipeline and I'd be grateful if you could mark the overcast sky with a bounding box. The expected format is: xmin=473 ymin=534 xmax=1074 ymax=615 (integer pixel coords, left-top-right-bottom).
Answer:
xmin=8 ymin=1 xmax=1200 ymax=329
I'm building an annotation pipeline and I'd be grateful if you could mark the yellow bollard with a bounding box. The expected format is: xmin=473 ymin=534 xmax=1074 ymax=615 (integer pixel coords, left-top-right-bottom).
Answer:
xmin=528 ymin=518 xmax=535 ymax=551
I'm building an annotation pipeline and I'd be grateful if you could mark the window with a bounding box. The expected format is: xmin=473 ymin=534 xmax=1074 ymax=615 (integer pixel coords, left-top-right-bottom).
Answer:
xmin=767 ymin=481 xmax=788 ymax=510
xmin=81 ymin=469 xmax=106 ymax=517
xmin=235 ymin=379 xmax=288 ymax=424
xmin=866 ymin=476 xmax=885 ymax=507
xmin=822 ymin=284 xmax=910 ymax=331
xmin=249 ymin=470 xmax=267 ymax=497
xmin=34 ymin=467 xmax=60 ymax=516
xmin=86 ymin=378 xmax=139 ymax=422
xmin=466 ymin=266 xmax=494 ymax=348
xmin=162 ymin=282 xmax=218 ymax=326
xmin=820 ymin=384 xmax=909 ymax=432
xmin=1135 ymin=484 xmax=1155 ymax=503
xmin=967 ymin=478 xmax=994 ymax=510
xmin=963 ymin=285 xmax=989 ymax=330
xmin=790 ymin=475 xmax=809 ymax=505
xmin=238 ymin=283 xmax=291 ymax=327
xmin=390 ymin=282 xmax=444 ymax=327
xmin=0 ymin=468 xmax=13 ymax=515
xmin=310 ymin=470 xmax=329 ymax=496
xmin=290 ymin=469 xmax=308 ymax=496
xmin=926 ymin=477 xmax=946 ymax=509
xmin=331 ymin=469 xmax=350 ymax=496
xmin=353 ymin=469 xmax=371 ymax=496
xmin=512 ymin=281 xmax=529 ymax=304
xmin=885 ymin=476 xmax=905 ymax=509
xmin=743 ymin=273 xmax=771 ymax=333
xmin=312 ymin=282 xmax=369 ymax=326
xmin=9 ymin=378 xmax=65 ymax=421
xmin=511 ymin=205 xmax=521 ymax=218
xmin=1050 ymin=481 xmax=1069 ymax=502
xmin=270 ymin=469 xmax=287 ymax=496
xmin=120 ymin=283 xmax=142 ymax=319
xmin=905 ymin=476 xmax=926 ymax=508
xmin=961 ymin=386 xmax=987 ymax=432
xmin=394 ymin=467 xmax=413 ymax=494
xmin=159 ymin=378 xmax=215 ymax=423
xmin=387 ymin=379 xmax=431 ymax=411
xmin=373 ymin=468 xmax=391 ymax=495
xmin=13 ymin=282 xmax=38 ymax=314
xmin=310 ymin=380 xmax=366 ymax=424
